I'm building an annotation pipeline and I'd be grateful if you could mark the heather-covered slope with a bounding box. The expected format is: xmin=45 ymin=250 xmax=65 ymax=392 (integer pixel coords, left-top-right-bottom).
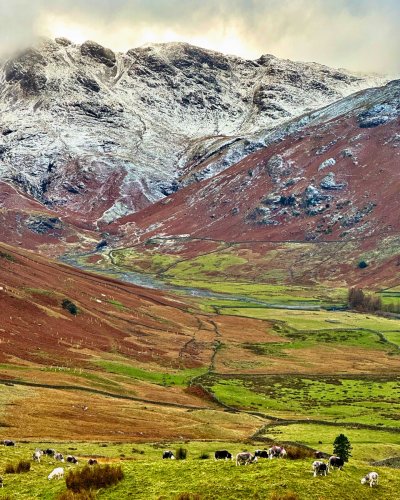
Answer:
xmin=0 ymin=38 xmax=384 ymax=227
xmin=0 ymin=181 xmax=101 ymax=255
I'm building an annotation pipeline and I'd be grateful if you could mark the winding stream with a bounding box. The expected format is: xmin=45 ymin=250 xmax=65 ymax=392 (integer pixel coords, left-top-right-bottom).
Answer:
xmin=61 ymin=252 xmax=333 ymax=311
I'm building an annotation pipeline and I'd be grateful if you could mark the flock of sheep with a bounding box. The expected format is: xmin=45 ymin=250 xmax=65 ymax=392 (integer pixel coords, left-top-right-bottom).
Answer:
xmin=164 ymin=446 xmax=379 ymax=488
xmin=0 ymin=441 xmax=98 ymax=487
xmin=0 ymin=440 xmax=379 ymax=491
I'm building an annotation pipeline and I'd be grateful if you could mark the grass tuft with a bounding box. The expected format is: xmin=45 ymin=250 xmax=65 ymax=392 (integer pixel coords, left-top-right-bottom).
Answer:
xmin=175 ymin=447 xmax=188 ymax=460
xmin=66 ymin=464 xmax=124 ymax=492
xmin=285 ymin=445 xmax=315 ymax=460
xmin=4 ymin=460 xmax=31 ymax=474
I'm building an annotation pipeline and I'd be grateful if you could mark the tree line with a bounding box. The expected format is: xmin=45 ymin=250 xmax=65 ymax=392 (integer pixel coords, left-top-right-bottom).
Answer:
xmin=348 ymin=287 xmax=400 ymax=314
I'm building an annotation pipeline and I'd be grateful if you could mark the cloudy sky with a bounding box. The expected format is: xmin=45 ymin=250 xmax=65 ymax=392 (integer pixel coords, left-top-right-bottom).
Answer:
xmin=0 ymin=0 xmax=399 ymax=74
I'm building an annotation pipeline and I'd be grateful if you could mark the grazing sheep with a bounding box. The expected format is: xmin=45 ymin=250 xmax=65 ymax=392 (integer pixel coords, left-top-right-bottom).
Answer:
xmin=32 ymin=450 xmax=43 ymax=463
xmin=236 ymin=452 xmax=258 ymax=466
xmin=66 ymin=455 xmax=78 ymax=464
xmin=254 ymin=449 xmax=269 ymax=458
xmin=328 ymin=456 xmax=344 ymax=471
xmin=54 ymin=453 xmax=64 ymax=462
xmin=48 ymin=467 xmax=64 ymax=480
xmin=312 ymin=461 xmax=328 ymax=477
xmin=268 ymin=446 xmax=287 ymax=459
xmin=3 ymin=440 xmax=15 ymax=446
xmin=214 ymin=450 xmax=232 ymax=460
xmin=162 ymin=450 xmax=175 ymax=460
xmin=361 ymin=472 xmax=379 ymax=487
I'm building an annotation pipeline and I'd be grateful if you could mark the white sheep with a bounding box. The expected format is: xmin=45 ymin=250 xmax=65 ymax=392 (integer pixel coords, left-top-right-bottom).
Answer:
xmin=48 ymin=467 xmax=64 ymax=480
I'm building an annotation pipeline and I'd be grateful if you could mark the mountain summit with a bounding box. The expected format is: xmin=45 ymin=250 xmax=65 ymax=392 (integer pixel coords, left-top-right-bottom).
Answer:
xmin=0 ymin=38 xmax=385 ymax=227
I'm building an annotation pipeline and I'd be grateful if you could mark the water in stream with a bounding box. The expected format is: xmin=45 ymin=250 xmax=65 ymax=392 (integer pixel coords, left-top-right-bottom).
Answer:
xmin=61 ymin=253 xmax=330 ymax=311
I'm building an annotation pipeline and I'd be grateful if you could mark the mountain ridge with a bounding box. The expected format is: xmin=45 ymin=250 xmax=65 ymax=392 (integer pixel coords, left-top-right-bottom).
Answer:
xmin=0 ymin=37 xmax=386 ymax=229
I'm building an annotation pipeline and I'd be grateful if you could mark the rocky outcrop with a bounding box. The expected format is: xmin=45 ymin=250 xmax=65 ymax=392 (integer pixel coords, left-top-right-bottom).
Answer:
xmin=320 ymin=172 xmax=346 ymax=190
xmin=80 ymin=40 xmax=116 ymax=67
xmin=0 ymin=39 xmax=387 ymax=227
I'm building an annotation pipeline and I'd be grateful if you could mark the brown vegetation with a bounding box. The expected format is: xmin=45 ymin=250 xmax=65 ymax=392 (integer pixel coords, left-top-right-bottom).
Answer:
xmin=285 ymin=445 xmax=315 ymax=460
xmin=66 ymin=464 xmax=124 ymax=492
xmin=348 ymin=287 xmax=400 ymax=313
xmin=4 ymin=460 xmax=31 ymax=474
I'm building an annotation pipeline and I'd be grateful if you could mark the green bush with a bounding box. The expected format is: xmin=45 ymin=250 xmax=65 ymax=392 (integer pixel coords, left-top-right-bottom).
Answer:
xmin=62 ymin=299 xmax=79 ymax=315
xmin=358 ymin=260 xmax=368 ymax=269
xmin=198 ymin=452 xmax=210 ymax=460
xmin=66 ymin=464 xmax=124 ymax=492
xmin=333 ymin=433 xmax=352 ymax=462
xmin=0 ymin=251 xmax=15 ymax=262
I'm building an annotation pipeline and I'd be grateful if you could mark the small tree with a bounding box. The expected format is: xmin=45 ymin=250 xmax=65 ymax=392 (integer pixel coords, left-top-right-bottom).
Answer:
xmin=333 ymin=434 xmax=352 ymax=462
xmin=62 ymin=299 xmax=79 ymax=316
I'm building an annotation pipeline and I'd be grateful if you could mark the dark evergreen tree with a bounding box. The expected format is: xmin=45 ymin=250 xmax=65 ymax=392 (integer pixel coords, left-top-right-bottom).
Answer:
xmin=333 ymin=434 xmax=352 ymax=462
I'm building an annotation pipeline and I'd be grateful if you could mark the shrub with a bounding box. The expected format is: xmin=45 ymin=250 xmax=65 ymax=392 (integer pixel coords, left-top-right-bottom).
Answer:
xmin=175 ymin=447 xmax=187 ymax=460
xmin=198 ymin=452 xmax=210 ymax=460
xmin=131 ymin=447 xmax=145 ymax=454
xmin=285 ymin=445 xmax=314 ymax=460
xmin=66 ymin=465 xmax=124 ymax=492
xmin=5 ymin=460 xmax=30 ymax=474
xmin=62 ymin=299 xmax=79 ymax=315
xmin=0 ymin=251 xmax=15 ymax=262
xmin=4 ymin=463 xmax=15 ymax=474
xmin=333 ymin=433 xmax=352 ymax=462
xmin=270 ymin=492 xmax=299 ymax=500
xmin=358 ymin=260 xmax=368 ymax=269
xmin=16 ymin=460 xmax=31 ymax=473
xmin=57 ymin=491 xmax=96 ymax=500
xmin=348 ymin=287 xmax=382 ymax=312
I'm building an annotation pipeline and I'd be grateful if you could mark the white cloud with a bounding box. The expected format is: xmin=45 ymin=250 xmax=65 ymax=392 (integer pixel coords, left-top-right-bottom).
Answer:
xmin=0 ymin=0 xmax=398 ymax=73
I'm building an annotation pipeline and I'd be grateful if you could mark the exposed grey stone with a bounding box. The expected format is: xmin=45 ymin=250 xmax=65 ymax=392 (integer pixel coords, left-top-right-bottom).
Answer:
xmin=320 ymin=172 xmax=345 ymax=190
xmin=318 ymin=157 xmax=336 ymax=171
xmin=80 ymin=40 xmax=116 ymax=67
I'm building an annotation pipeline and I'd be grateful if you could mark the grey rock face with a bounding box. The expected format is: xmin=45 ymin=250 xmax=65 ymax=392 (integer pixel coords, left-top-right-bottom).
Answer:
xmin=318 ymin=158 xmax=336 ymax=171
xmin=80 ymin=40 xmax=116 ymax=67
xmin=358 ymin=103 xmax=398 ymax=128
xmin=0 ymin=39 xmax=387 ymax=224
xmin=320 ymin=172 xmax=346 ymax=190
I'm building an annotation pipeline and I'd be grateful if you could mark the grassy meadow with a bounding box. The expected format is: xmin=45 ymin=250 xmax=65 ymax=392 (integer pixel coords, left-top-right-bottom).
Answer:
xmin=0 ymin=436 xmax=400 ymax=499
xmin=2 ymin=241 xmax=400 ymax=498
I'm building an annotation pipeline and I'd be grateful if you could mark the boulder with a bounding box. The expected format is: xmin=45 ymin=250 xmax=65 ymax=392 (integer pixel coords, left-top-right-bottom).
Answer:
xmin=320 ymin=172 xmax=345 ymax=190
xmin=80 ymin=41 xmax=116 ymax=67
xmin=318 ymin=158 xmax=336 ymax=171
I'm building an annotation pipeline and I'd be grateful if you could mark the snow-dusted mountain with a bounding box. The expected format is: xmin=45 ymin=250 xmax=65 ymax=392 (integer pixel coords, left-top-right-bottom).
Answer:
xmin=0 ymin=37 xmax=385 ymax=226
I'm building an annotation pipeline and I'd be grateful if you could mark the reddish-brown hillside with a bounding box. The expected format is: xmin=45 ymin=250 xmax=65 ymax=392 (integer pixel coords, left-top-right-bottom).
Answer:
xmin=0 ymin=181 xmax=101 ymax=256
xmin=105 ymin=81 xmax=400 ymax=288
xmin=0 ymin=242 xmax=207 ymax=367
xmin=115 ymin=80 xmax=400 ymax=245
